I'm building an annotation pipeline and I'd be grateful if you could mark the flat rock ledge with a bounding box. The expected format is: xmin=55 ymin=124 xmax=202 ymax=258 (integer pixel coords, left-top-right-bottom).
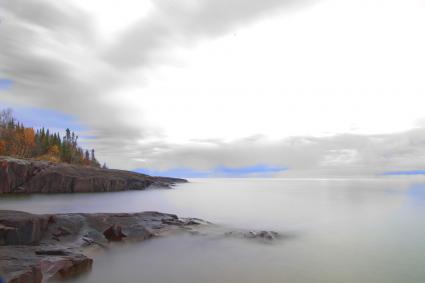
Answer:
xmin=0 ymin=210 xmax=204 ymax=283
xmin=0 ymin=156 xmax=187 ymax=194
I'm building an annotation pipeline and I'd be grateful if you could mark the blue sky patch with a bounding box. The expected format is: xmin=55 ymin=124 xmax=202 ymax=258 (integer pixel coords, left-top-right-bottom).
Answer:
xmin=0 ymin=103 xmax=85 ymax=134
xmin=135 ymin=164 xmax=287 ymax=178
xmin=382 ymin=170 xmax=425 ymax=176
xmin=0 ymin=79 xmax=12 ymax=91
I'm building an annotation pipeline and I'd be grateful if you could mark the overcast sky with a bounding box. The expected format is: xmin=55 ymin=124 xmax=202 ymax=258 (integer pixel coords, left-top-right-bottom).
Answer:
xmin=1 ymin=0 xmax=425 ymax=177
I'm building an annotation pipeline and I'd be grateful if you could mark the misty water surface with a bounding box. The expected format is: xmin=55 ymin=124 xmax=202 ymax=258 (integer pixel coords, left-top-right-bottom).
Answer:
xmin=1 ymin=178 xmax=425 ymax=283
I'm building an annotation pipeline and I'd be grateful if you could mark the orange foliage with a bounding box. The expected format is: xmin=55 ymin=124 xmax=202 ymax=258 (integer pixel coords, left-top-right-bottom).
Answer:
xmin=0 ymin=109 xmax=103 ymax=167
xmin=23 ymin=128 xmax=35 ymax=154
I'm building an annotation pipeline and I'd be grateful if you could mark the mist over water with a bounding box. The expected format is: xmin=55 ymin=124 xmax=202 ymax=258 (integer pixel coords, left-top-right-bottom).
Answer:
xmin=2 ymin=178 xmax=425 ymax=283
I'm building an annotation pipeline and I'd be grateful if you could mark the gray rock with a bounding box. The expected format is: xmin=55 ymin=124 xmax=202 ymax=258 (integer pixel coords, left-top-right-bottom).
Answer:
xmin=0 ymin=211 xmax=50 ymax=245
xmin=225 ymin=230 xmax=283 ymax=241
xmin=0 ymin=210 xmax=206 ymax=283
xmin=0 ymin=156 xmax=187 ymax=194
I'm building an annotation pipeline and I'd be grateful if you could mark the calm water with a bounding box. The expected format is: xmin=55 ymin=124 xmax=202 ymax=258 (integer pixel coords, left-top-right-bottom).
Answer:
xmin=1 ymin=178 xmax=425 ymax=283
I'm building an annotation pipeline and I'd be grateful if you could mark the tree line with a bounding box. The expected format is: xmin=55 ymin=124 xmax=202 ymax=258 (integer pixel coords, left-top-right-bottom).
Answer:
xmin=0 ymin=108 xmax=104 ymax=167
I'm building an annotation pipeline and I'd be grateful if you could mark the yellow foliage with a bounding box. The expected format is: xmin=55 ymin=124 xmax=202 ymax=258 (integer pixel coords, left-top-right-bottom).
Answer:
xmin=48 ymin=145 xmax=60 ymax=155
xmin=36 ymin=154 xmax=61 ymax=163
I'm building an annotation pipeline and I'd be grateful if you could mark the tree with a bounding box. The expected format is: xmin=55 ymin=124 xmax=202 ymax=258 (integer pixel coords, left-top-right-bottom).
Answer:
xmin=22 ymin=128 xmax=35 ymax=157
xmin=90 ymin=149 xmax=100 ymax=167
xmin=0 ymin=108 xmax=13 ymax=127
xmin=48 ymin=145 xmax=60 ymax=156
xmin=0 ymin=140 xmax=5 ymax=155
xmin=0 ymin=108 xmax=103 ymax=166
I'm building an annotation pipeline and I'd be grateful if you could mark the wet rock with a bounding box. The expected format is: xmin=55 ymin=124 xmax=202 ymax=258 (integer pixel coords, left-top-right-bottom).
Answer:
xmin=225 ymin=230 xmax=282 ymax=241
xmin=40 ymin=252 xmax=93 ymax=280
xmin=0 ymin=246 xmax=43 ymax=283
xmin=0 ymin=211 xmax=49 ymax=245
xmin=6 ymin=266 xmax=42 ymax=283
xmin=52 ymin=226 xmax=72 ymax=238
xmin=161 ymin=217 xmax=207 ymax=226
xmin=0 ymin=210 xmax=206 ymax=282
xmin=103 ymin=225 xmax=127 ymax=242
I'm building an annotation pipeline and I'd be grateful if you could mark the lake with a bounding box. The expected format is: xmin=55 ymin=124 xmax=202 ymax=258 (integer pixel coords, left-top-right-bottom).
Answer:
xmin=1 ymin=178 xmax=425 ymax=283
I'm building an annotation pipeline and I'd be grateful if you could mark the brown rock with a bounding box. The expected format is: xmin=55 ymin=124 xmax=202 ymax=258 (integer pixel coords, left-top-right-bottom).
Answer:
xmin=0 ymin=211 xmax=49 ymax=245
xmin=103 ymin=224 xmax=127 ymax=242
xmin=0 ymin=210 xmax=206 ymax=282
xmin=6 ymin=266 xmax=43 ymax=283
xmin=40 ymin=253 xmax=93 ymax=280
xmin=0 ymin=156 xmax=187 ymax=194
xmin=0 ymin=246 xmax=43 ymax=283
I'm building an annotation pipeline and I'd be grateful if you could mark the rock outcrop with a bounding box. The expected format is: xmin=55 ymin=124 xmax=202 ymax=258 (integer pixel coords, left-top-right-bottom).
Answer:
xmin=0 ymin=210 xmax=204 ymax=283
xmin=0 ymin=157 xmax=186 ymax=194
xmin=224 ymin=230 xmax=283 ymax=241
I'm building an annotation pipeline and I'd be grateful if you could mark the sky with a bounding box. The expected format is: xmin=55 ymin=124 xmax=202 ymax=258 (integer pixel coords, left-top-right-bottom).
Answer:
xmin=1 ymin=0 xmax=425 ymax=177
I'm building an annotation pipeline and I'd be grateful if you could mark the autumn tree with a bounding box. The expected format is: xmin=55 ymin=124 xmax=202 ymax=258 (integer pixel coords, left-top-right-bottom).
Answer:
xmin=0 ymin=108 xmax=103 ymax=167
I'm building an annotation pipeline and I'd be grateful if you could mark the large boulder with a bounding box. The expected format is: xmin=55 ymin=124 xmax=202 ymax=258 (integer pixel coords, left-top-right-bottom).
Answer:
xmin=0 ymin=156 xmax=187 ymax=194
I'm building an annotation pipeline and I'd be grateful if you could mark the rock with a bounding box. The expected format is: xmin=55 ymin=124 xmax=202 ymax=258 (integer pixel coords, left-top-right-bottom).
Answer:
xmin=225 ymin=230 xmax=283 ymax=241
xmin=35 ymin=249 xmax=71 ymax=256
xmin=6 ymin=266 xmax=42 ymax=283
xmin=0 ymin=210 xmax=206 ymax=282
xmin=1 ymin=246 xmax=92 ymax=283
xmin=52 ymin=226 xmax=72 ymax=238
xmin=161 ymin=217 xmax=207 ymax=226
xmin=0 ymin=246 xmax=43 ymax=283
xmin=103 ymin=225 xmax=127 ymax=242
xmin=0 ymin=156 xmax=187 ymax=194
xmin=250 ymin=230 xmax=280 ymax=240
xmin=40 ymin=252 xmax=93 ymax=280
xmin=0 ymin=211 xmax=49 ymax=245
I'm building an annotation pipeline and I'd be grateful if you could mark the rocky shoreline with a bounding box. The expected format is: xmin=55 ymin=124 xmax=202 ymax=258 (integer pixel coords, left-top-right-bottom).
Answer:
xmin=0 ymin=157 xmax=285 ymax=283
xmin=0 ymin=157 xmax=187 ymax=194
xmin=0 ymin=210 xmax=205 ymax=283
xmin=0 ymin=209 xmax=285 ymax=283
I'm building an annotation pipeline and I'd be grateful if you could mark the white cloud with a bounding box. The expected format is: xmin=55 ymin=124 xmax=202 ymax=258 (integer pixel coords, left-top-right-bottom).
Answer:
xmin=1 ymin=0 xmax=425 ymax=175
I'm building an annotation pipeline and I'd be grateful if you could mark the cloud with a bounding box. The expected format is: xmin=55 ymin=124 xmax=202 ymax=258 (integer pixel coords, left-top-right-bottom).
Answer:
xmin=131 ymin=128 xmax=425 ymax=177
xmin=1 ymin=0 xmax=424 ymax=177
xmin=0 ymin=0 xmax=152 ymax=161
xmin=0 ymin=0 xmax=314 ymax=169
xmin=104 ymin=0 xmax=314 ymax=68
xmin=135 ymin=164 xmax=286 ymax=178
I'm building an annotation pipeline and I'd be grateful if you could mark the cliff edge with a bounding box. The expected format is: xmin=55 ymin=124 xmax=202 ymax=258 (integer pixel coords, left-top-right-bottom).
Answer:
xmin=0 ymin=156 xmax=187 ymax=194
